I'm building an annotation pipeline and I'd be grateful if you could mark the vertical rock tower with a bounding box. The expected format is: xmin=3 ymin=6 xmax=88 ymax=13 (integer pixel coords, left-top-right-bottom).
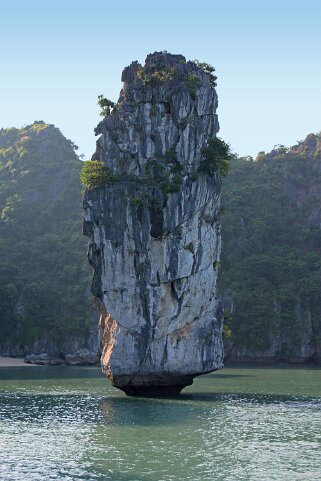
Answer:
xmin=83 ymin=52 xmax=224 ymax=395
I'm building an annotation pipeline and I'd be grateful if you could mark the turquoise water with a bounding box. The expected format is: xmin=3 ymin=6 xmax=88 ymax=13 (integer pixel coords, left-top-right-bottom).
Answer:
xmin=0 ymin=366 xmax=320 ymax=481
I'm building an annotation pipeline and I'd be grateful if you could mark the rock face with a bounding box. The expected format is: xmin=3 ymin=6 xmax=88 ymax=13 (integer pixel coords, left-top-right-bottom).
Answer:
xmin=83 ymin=52 xmax=224 ymax=395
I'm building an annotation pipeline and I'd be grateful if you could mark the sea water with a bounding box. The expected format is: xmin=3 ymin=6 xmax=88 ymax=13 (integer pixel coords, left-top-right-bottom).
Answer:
xmin=0 ymin=366 xmax=320 ymax=481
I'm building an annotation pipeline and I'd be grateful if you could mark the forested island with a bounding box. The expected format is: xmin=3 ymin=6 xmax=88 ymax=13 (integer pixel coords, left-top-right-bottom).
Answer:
xmin=221 ymin=134 xmax=321 ymax=363
xmin=0 ymin=121 xmax=320 ymax=365
xmin=0 ymin=122 xmax=97 ymax=363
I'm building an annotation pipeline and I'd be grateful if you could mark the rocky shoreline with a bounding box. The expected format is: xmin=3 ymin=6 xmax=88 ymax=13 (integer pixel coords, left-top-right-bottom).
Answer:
xmin=0 ymin=351 xmax=99 ymax=367
xmin=23 ymin=349 xmax=100 ymax=366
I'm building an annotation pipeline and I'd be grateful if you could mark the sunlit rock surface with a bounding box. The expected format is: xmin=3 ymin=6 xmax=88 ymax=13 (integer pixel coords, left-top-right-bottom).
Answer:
xmin=83 ymin=52 xmax=224 ymax=395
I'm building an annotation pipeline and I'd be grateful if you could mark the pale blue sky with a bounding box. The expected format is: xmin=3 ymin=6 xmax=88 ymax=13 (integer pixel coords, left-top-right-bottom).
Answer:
xmin=1 ymin=0 xmax=320 ymax=158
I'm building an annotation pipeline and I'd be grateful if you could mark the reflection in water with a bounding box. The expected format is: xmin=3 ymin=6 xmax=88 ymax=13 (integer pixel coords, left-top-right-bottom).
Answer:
xmin=99 ymin=396 xmax=203 ymax=426
xmin=0 ymin=367 xmax=321 ymax=481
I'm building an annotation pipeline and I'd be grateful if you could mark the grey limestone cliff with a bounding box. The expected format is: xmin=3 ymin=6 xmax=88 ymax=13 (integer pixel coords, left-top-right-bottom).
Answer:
xmin=83 ymin=52 xmax=224 ymax=395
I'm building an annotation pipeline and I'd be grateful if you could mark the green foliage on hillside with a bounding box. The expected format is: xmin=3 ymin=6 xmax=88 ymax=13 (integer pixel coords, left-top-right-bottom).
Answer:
xmin=219 ymin=134 xmax=321 ymax=351
xmin=0 ymin=122 xmax=92 ymax=347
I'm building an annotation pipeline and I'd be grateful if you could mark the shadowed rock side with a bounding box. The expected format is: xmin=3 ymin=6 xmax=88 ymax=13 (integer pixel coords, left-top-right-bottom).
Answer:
xmin=83 ymin=52 xmax=224 ymax=396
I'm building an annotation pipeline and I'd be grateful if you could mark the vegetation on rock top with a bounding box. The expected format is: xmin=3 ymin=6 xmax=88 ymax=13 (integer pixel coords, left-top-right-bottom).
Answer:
xmin=126 ymin=54 xmax=218 ymax=94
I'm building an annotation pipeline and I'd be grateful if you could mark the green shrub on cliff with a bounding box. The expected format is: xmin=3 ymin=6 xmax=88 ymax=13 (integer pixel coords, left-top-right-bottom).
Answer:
xmin=97 ymin=95 xmax=115 ymax=117
xmin=185 ymin=73 xmax=201 ymax=96
xmin=200 ymin=137 xmax=232 ymax=177
xmin=193 ymin=60 xmax=217 ymax=87
xmin=80 ymin=160 xmax=116 ymax=189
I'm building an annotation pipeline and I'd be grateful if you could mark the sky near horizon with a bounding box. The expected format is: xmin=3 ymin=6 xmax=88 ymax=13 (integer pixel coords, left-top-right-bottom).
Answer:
xmin=1 ymin=0 xmax=320 ymax=159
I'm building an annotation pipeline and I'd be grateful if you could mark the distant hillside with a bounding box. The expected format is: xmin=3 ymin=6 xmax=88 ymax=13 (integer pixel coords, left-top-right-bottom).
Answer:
xmin=0 ymin=122 xmax=93 ymax=355
xmin=1 ymin=123 xmax=320 ymax=364
xmin=220 ymin=133 xmax=321 ymax=363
